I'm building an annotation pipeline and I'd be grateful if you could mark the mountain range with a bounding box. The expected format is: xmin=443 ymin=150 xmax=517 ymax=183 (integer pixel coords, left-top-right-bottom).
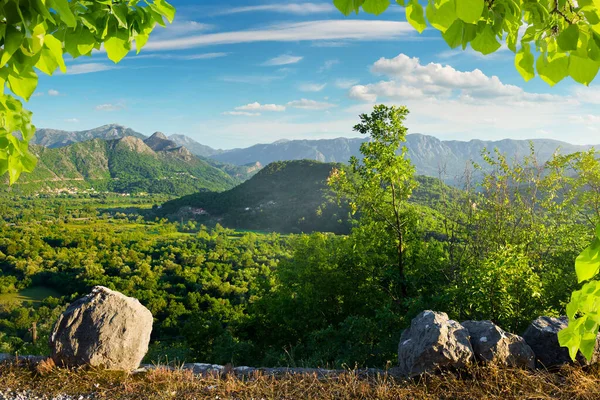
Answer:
xmin=8 ymin=133 xmax=239 ymax=196
xmin=29 ymin=124 xmax=598 ymax=185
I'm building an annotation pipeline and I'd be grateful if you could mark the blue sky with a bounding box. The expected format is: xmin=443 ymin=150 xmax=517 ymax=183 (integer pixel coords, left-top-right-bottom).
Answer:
xmin=28 ymin=0 xmax=600 ymax=149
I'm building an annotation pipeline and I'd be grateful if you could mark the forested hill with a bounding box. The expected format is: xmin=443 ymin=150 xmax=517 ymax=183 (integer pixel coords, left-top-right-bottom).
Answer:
xmin=156 ymin=160 xmax=458 ymax=234
xmin=157 ymin=160 xmax=352 ymax=234
xmin=7 ymin=136 xmax=239 ymax=196
xmin=211 ymin=134 xmax=596 ymax=183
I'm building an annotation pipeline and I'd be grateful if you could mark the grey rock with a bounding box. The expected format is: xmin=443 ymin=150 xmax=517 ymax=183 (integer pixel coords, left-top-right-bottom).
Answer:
xmin=522 ymin=316 xmax=600 ymax=367
xmin=50 ymin=286 xmax=153 ymax=371
xmin=182 ymin=363 xmax=225 ymax=375
xmin=397 ymin=310 xmax=474 ymax=377
xmin=462 ymin=320 xmax=535 ymax=368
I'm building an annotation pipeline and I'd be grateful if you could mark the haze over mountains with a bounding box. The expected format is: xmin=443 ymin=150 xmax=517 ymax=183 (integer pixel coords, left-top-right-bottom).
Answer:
xmin=31 ymin=124 xmax=597 ymax=185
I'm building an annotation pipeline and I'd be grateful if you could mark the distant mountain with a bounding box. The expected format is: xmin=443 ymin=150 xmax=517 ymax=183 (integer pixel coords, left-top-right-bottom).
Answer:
xmin=144 ymin=132 xmax=179 ymax=152
xmin=9 ymin=137 xmax=239 ymax=196
xmin=211 ymin=134 xmax=597 ymax=184
xmin=212 ymin=138 xmax=364 ymax=166
xmin=32 ymin=124 xmax=146 ymax=148
xmin=157 ymin=160 xmax=351 ymax=234
xmin=169 ymin=134 xmax=222 ymax=158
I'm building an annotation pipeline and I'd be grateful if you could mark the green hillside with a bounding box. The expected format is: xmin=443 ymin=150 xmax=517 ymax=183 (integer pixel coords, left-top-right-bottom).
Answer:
xmin=156 ymin=160 xmax=459 ymax=234
xmin=157 ymin=160 xmax=351 ymax=234
xmin=6 ymin=137 xmax=239 ymax=196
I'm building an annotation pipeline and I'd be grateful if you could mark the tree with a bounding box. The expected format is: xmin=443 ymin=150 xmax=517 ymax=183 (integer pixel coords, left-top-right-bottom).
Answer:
xmin=0 ymin=0 xmax=175 ymax=184
xmin=328 ymin=105 xmax=417 ymax=299
xmin=332 ymin=0 xmax=600 ymax=86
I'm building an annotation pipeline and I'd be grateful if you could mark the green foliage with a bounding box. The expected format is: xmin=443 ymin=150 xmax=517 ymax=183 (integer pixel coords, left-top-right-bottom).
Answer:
xmin=328 ymin=105 xmax=417 ymax=299
xmin=333 ymin=0 xmax=600 ymax=86
xmin=0 ymin=0 xmax=175 ymax=184
xmin=559 ymin=225 xmax=600 ymax=361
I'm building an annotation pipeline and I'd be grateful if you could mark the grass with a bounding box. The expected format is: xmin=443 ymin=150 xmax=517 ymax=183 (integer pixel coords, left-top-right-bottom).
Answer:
xmin=2 ymin=362 xmax=600 ymax=399
xmin=0 ymin=286 xmax=61 ymax=306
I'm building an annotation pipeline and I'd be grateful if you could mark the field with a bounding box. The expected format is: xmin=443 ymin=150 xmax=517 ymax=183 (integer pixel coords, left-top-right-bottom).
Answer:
xmin=0 ymin=287 xmax=61 ymax=306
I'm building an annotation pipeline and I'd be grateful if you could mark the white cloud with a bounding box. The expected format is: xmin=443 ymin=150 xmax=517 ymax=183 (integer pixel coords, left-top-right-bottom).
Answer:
xmin=64 ymin=118 xmax=79 ymax=123
xmin=235 ymin=102 xmax=286 ymax=112
xmin=262 ymin=54 xmax=303 ymax=66
xmin=287 ymin=99 xmax=337 ymax=110
xmin=95 ymin=103 xmax=125 ymax=111
xmin=223 ymin=111 xmax=261 ymax=117
xmin=66 ymin=63 xmax=118 ymax=75
xmin=48 ymin=89 xmax=60 ymax=96
xmin=339 ymin=52 xmax=597 ymax=145
xmin=351 ymin=54 xmax=564 ymax=103
xmin=143 ymin=20 xmax=414 ymax=51
xmin=213 ymin=3 xmax=335 ymax=15
xmin=128 ymin=52 xmax=228 ymax=61
xmin=572 ymin=87 xmax=600 ymax=104
xmin=151 ymin=20 xmax=213 ymax=40
xmin=335 ymin=78 xmax=359 ymax=89
xmin=319 ymin=59 xmax=339 ymax=72
xmin=221 ymin=75 xmax=287 ymax=84
xmin=299 ymin=83 xmax=327 ymax=92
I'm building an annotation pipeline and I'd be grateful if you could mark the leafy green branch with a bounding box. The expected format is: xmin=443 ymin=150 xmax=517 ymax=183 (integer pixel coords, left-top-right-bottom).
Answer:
xmin=332 ymin=0 xmax=600 ymax=86
xmin=0 ymin=0 xmax=175 ymax=184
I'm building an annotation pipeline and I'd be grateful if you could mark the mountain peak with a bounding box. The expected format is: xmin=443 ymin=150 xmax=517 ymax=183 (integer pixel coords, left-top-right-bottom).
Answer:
xmin=115 ymin=136 xmax=156 ymax=156
xmin=149 ymin=132 xmax=168 ymax=140
xmin=144 ymin=132 xmax=178 ymax=152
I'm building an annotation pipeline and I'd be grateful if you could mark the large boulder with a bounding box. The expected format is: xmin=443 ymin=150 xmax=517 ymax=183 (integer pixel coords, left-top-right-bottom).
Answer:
xmin=522 ymin=316 xmax=600 ymax=367
xmin=398 ymin=311 xmax=474 ymax=377
xmin=462 ymin=320 xmax=535 ymax=369
xmin=50 ymin=286 xmax=153 ymax=371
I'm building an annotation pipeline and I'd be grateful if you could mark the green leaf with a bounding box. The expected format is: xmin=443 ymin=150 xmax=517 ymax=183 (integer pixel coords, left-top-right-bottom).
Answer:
xmin=35 ymin=48 xmax=60 ymax=75
xmin=154 ymin=0 xmax=176 ymax=23
xmin=426 ymin=0 xmax=457 ymax=33
xmin=455 ymin=0 xmax=483 ymax=24
xmin=470 ymin=26 xmax=501 ymax=55
xmin=7 ymin=154 xmax=24 ymax=185
xmin=48 ymin=0 xmax=77 ymax=28
xmin=362 ymin=0 xmax=390 ymax=14
xmin=20 ymin=151 xmax=37 ymax=172
xmin=536 ymin=53 xmax=569 ymax=86
xmin=406 ymin=0 xmax=427 ymax=33
xmin=7 ymin=69 xmax=38 ymax=101
xmin=1 ymin=26 xmax=25 ymax=67
xmin=557 ymin=24 xmax=580 ymax=52
xmin=44 ymin=35 xmax=67 ymax=73
xmin=461 ymin=23 xmax=477 ymax=49
xmin=558 ymin=320 xmax=581 ymax=361
xmin=135 ymin=33 xmax=150 ymax=54
xmin=76 ymin=28 xmax=96 ymax=56
xmin=442 ymin=19 xmax=463 ymax=48
xmin=105 ymin=28 xmax=131 ymax=63
xmin=576 ymin=238 xmax=600 ymax=283
xmin=569 ymin=55 xmax=600 ymax=85
xmin=515 ymin=43 xmax=535 ymax=81
xmin=112 ymin=3 xmax=129 ymax=28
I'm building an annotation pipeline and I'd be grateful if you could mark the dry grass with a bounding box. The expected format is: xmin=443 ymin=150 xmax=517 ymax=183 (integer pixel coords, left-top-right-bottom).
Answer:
xmin=2 ymin=361 xmax=600 ymax=399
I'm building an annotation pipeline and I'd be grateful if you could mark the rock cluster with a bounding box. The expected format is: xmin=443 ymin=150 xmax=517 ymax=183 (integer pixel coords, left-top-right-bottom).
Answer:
xmin=5 ymin=286 xmax=597 ymax=377
xmin=49 ymin=286 xmax=153 ymax=371
xmin=397 ymin=311 xmax=600 ymax=377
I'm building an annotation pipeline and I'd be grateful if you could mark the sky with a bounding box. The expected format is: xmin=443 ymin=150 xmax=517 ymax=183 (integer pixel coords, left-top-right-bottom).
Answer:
xmin=27 ymin=0 xmax=600 ymax=149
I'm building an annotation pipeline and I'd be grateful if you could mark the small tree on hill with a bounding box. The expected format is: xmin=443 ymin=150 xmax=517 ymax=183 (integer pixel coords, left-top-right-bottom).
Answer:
xmin=328 ymin=105 xmax=417 ymax=299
